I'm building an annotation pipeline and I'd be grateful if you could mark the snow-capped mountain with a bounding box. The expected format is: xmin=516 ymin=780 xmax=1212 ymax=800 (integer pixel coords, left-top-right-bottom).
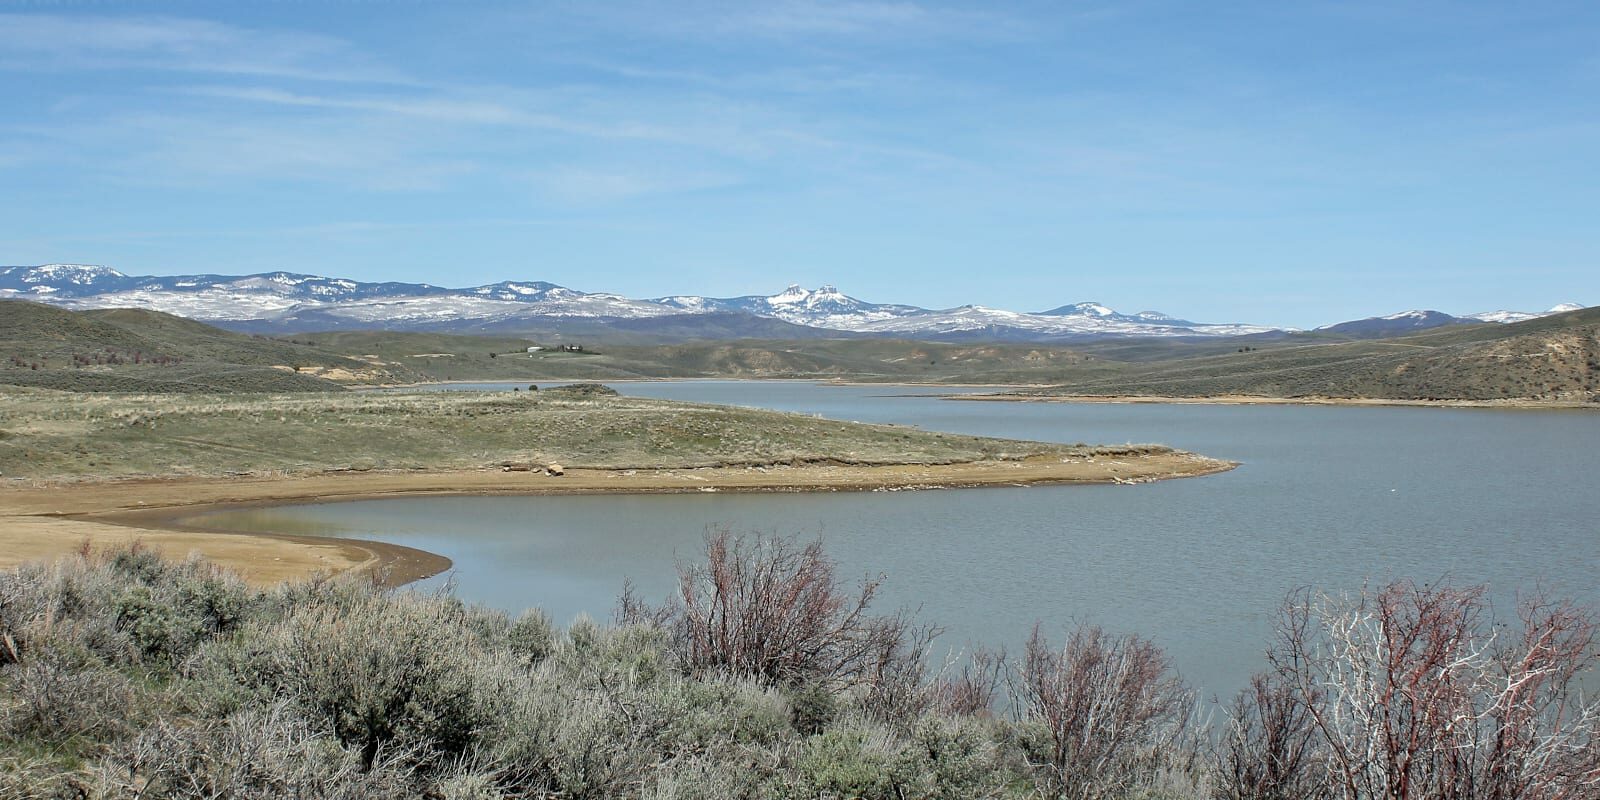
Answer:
xmin=1035 ymin=302 xmax=1191 ymax=325
xmin=1315 ymin=304 xmax=1586 ymax=337
xmin=1315 ymin=309 xmax=1466 ymax=336
xmin=1463 ymin=303 xmax=1584 ymax=324
xmin=0 ymin=264 xmax=1586 ymax=342
xmin=654 ymin=287 xmax=1277 ymax=338
xmin=0 ymin=264 xmax=138 ymax=296
xmin=842 ymin=304 xmax=1275 ymax=340
xmin=0 ymin=265 xmax=679 ymax=328
xmin=654 ymin=284 xmax=924 ymax=329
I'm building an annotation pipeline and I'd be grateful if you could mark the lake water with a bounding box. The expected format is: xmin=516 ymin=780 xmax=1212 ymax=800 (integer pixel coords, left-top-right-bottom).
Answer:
xmin=191 ymin=382 xmax=1600 ymax=699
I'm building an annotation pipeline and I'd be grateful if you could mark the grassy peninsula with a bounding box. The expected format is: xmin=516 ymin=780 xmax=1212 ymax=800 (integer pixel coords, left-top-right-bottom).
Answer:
xmin=0 ymin=382 xmax=1230 ymax=582
xmin=0 ymin=383 xmax=1194 ymax=481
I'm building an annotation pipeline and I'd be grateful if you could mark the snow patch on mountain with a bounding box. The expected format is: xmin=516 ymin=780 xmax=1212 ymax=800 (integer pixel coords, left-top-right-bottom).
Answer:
xmin=27 ymin=264 xmax=125 ymax=284
xmin=4 ymin=263 xmax=1583 ymax=342
xmin=654 ymin=284 xmax=923 ymax=329
xmin=1465 ymin=303 xmax=1586 ymax=324
xmin=854 ymin=304 xmax=1274 ymax=339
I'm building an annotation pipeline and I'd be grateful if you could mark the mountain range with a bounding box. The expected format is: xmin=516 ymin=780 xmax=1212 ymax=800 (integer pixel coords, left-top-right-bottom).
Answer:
xmin=0 ymin=264 xmax=1583 ymax=343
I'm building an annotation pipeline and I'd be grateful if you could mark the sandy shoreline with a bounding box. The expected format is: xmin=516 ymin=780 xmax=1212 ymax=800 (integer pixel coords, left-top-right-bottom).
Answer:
xmin=0 ymin=453 xmax=1233 ymax=585
xmin=364 ymin=377 xmax=1052 ymax=390
xmin=953 ymin=393 xmax=1599 ymax=410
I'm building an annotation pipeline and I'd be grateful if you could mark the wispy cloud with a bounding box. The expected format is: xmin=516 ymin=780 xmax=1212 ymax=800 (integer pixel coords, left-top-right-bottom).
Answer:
xmin=172 ymin=83 xmax=969 ymax=171
xmin=2 ymin=9 xmax=981 ymax=197
xmin=531 ymin=165 xmax=743 ymax=204
xmin=687 ymin=1 xmax=1018 ymax=40
xmin=562 ymin=59 xmax=920 ymax=97
xmin=172 ymin=86 xmax=700 ymax=144
xmin=0 ymin=13 xmax=401 ymax=83
xmin=713 ymin=1 xmax=934 ymax=36
xmin=12 ymin=218 xmax=579 ymax=245
xmin=45 ymin=112 xmax=478 ymax=191
xmin=516 ymin=0 xmax=1024 ymax=45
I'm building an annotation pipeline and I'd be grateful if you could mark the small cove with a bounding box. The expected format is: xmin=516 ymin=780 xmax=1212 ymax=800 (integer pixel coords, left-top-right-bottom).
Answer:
xmin=188 ymin=382 xmax=1600 ymax=698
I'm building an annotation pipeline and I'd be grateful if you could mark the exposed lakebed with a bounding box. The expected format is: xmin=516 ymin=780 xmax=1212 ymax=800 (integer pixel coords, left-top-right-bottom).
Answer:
xmin=188 ymin=381 xmax=1600 ymax=698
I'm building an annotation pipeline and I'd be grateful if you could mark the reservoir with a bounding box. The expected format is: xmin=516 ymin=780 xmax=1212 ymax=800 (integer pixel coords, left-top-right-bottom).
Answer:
xmin=189 ymin=382 xmax=1600 ymax=699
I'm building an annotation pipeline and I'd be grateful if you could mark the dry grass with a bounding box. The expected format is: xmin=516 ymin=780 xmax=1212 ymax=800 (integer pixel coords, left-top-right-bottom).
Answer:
xmin=0 ymin=385 xmax=1122 ymax=483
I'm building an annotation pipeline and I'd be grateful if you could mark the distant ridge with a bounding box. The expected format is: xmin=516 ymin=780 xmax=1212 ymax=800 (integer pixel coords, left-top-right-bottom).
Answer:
xmin=1314 ymin=305 xmax=1587 ymax=338
xmin=0 ymin=264 xmax=1584 ymax=343
xmin=1014 ymin=304 xmax=1600 ymax=404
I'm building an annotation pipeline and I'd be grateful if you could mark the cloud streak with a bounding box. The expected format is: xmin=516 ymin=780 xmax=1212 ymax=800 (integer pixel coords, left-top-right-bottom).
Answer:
xmin=531 ymin=165 xmax=743 ymax=204
xmin=554 ymin=0 xmax=1025 ymax=41
xmin=0 ymin=13 xmax=402 ymax=83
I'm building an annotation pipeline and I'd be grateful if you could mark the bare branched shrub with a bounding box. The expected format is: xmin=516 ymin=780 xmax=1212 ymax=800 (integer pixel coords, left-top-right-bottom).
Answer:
xmin=1013 ymin=624 xmax=1197 ymax=800
xmin=21 ymin=542 xmax=1599 ymax=800
xmin=1214 ymin=672 xmax=1328 ymax=800
xmin=619 ymin=530 xmax=915 ymax=691
xmin=0 ymin=757 xmax=85 ymax=800
xmin=1271 ymin=580 xmax=1600 ymax=800
xmin=933 ymin=647 xmax=1007 ymax=718
xmin=859 ymin=622 xmax=945 ymax=729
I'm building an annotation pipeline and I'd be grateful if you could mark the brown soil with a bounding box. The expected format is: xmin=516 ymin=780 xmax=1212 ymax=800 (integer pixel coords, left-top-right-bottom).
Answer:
xmin=0 ymin=453 xmax=1233 ymax=586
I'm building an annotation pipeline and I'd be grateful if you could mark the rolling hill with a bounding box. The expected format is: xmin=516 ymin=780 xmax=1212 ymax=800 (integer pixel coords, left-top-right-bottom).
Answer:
xmin=0 ymin=301 xmax=419 ymax=392
xmin=6 ymin=298 xmax=1596 ymax=403
xmin=291 ymin=330 xmax=1100 ymax=384
xmin=1010 ymin=306 xmax=1600 ymax=404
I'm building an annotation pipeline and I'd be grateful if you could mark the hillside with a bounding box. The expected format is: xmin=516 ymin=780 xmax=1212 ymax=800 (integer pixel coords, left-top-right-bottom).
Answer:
xmin=1009 ymin=306 xmax=1600 ymax=404
xmin=9 ymin=299 xmax=1596 ymax=401
xmin=293 ymin=330 xmax=1101 ymax=384
xmin=0 ymin=301 xmax=420 ymax=392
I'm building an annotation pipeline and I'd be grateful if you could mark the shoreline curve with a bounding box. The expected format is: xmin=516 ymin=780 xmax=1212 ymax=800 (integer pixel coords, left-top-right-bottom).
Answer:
xmin=951 ymin=393 xmax=1599 ymax=410
xmin=0 ymin=453 xmax=1235 ymax=586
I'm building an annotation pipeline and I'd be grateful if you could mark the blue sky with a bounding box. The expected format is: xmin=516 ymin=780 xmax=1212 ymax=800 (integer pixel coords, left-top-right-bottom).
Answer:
xmin=1 ymin=1 xmax=1596 ymax=327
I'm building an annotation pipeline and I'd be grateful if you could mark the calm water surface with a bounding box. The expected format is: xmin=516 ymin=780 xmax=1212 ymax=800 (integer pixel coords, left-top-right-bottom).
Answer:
xmin=193 ymin=382 xmax=1600 ymax=698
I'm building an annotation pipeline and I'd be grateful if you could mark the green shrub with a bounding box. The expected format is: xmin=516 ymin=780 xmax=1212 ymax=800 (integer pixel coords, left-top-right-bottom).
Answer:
xmin=224 ymin=592 xmax=506 ymax=771
xmin=905 ymin=716 xmax=1018 ymax=799
xmin=38 ymin=542 xmax=1593 ymax=800
xmin=108 ymin=544 xmax=168 ymax=585
xmin=93 ymin=701 xmax=422 ymax=799
xmin=790 ymin=720 xmax=916 ymax=799
xmin=2 ymin=628 xmax=140 ymax=743
xmin=116 ymin=585 xmax=205 ymax=665
xmin=506 ymin=608 xmax=555 ymax=664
